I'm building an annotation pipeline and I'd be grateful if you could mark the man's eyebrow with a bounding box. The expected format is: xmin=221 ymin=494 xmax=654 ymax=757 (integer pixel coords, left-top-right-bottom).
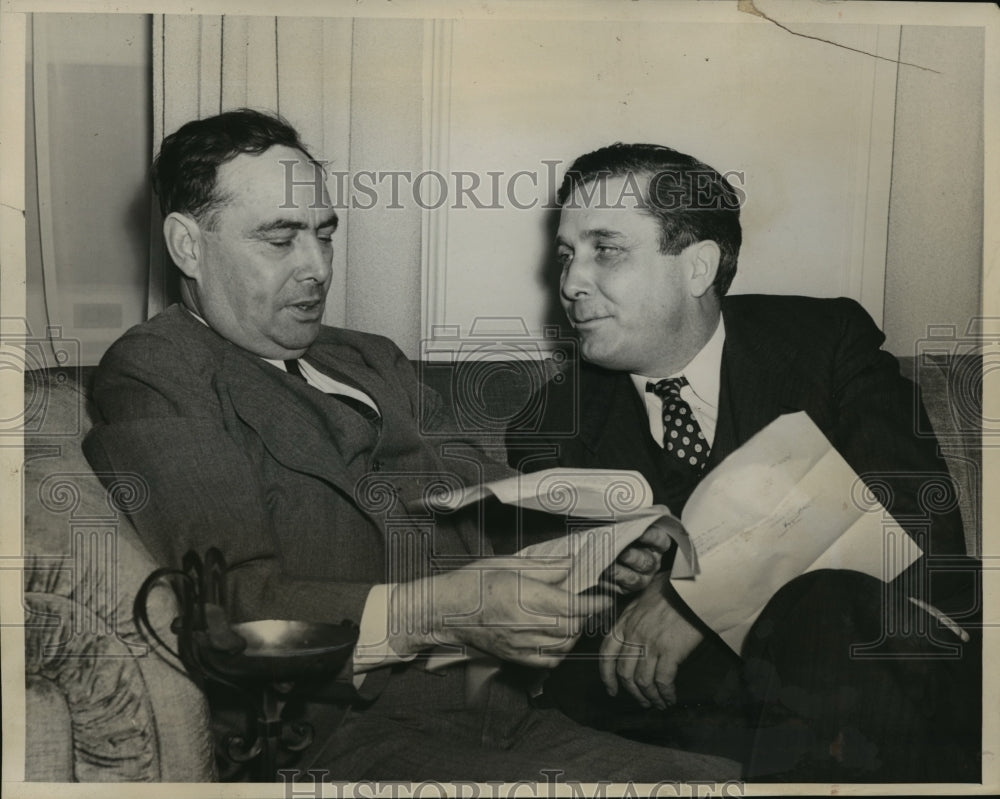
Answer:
xmin=583 ymin=228 xmax=625 ymax=240
xmin=556 ymin=229 xmax=626 ymax=247
xmin=251 ymin=213 xmax=339 ymax=235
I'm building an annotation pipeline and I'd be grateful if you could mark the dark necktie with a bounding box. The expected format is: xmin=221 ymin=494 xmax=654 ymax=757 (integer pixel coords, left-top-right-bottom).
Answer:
xmin=647 ymin=377 xmax=709 ymax=472
xmin=284 ymin=359 xmax=381 ymax=425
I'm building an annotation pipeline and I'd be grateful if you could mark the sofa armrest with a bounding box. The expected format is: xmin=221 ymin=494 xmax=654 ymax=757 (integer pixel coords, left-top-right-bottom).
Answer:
xmin=23 ymin=584 xmax=215 ymax=782
xmin=25 ymin=674 xmax=74 ymax=782
xmin=23 ymin=366 xmax=217 ymax=782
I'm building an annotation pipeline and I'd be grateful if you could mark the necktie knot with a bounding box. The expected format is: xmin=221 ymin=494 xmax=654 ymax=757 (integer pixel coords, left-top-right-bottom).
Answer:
xmin=647 ymin=376 xmax=709 ymax=472
xmin=284 ymin=359 xmax=307 ymax=381
xmin=647 ymin=376 xmax=689 ymax=399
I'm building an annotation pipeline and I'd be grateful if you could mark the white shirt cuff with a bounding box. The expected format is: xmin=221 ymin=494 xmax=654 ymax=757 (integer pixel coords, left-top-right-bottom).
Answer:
xmin=353 ymin=583 xmax=419 ymax=684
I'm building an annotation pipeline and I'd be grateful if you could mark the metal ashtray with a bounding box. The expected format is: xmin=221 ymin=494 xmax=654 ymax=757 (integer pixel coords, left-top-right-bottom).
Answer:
xmin=199 ymin=619 xmax=359 ymax=683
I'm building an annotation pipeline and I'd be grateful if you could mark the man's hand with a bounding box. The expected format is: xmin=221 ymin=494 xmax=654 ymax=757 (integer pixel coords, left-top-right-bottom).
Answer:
xmin=599 ymin=573 xmax=704 ymax=709
xmin=390 ymin=557 xmax=611 ymax=669
xmin=600 ymin=522 xmax=676 ymax=594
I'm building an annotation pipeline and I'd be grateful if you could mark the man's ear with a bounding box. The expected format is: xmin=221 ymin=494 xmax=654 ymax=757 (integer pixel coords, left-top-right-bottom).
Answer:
xmin=163 ymin=212 xmax=203 ymax=279
xmin=686 ymin=240 xmax=720 ymax=298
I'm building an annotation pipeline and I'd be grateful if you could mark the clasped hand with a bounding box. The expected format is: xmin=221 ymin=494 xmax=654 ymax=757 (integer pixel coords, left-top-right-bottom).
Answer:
xmin=600 ymin=523 xmax=676 ymax=594
xmin=389 ymin=525 xmax=674 ymax=670
xmin=394 ymin=557 xmax=610 ymax=669
xmin=599 ymin=572 xmax=704 ymax=709
xmin=437 ymin=526 xmax=674 ymax=667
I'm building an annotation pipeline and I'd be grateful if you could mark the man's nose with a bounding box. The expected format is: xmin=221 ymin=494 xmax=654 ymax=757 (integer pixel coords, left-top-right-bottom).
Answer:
xmin=298 ymin=236 xmax=334 ymax=284
xmin=560 ymin=257 xmax=593 ymax=301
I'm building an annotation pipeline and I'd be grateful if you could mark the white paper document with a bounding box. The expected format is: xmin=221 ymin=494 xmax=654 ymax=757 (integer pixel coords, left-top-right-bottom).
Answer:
xmin=420 ymin=467 xmax=697 ymax=590
xmin=673 ymin=411 xmax=923 ymax=651
xmin=418 ymin=469 xmax=689 ymax=672
xmin=420 ymin=411 xmax=922 ymax=668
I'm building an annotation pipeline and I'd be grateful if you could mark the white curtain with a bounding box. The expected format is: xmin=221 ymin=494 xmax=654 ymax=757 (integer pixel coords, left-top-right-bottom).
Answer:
xmin=26 ymin=13 xmax=153 ymax=367
xmin=148 ymin=15 xmax=354 ymax=323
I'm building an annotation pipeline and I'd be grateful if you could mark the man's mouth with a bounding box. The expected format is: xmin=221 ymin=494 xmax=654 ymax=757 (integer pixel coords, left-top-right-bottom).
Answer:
xmin=572 ymin=314 xmax=612 ymax=327
xmin=288 ymin=298 xmax=325 ymax=317
xmin=566 ymin=303 xmax=612 ymax=327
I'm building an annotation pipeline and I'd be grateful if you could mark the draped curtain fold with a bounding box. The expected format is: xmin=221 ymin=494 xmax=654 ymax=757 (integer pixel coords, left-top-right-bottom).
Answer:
xmin=147 ymin=15 xmax=353 ymax=324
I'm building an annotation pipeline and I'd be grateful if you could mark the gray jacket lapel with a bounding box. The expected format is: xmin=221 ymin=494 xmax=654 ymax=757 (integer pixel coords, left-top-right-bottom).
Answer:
xmin=219 ymin=346 xmax=377 ymax=499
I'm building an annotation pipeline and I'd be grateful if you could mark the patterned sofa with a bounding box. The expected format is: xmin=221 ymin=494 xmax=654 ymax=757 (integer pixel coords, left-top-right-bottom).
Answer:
xmin=22 ymin=366 xmax=215 ymax=781
xmin=20 ymin=354 xmax=981 ymax=781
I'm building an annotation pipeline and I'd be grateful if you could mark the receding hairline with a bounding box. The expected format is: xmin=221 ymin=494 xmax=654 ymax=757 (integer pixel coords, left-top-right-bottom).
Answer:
xmin=196 ymin=144 xmax=329 ymax=229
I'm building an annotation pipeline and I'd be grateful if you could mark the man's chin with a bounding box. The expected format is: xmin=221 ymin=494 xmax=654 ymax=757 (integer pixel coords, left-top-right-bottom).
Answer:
xmin=579 ymin=340 xmax=628 ymax=371
xmin=274 ymin=321 xmax=323 ymax=354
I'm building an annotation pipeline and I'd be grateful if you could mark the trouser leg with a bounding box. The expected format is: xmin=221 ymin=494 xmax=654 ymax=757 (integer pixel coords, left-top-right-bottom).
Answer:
xmin=537 ymin=566 xmax=981 ymax=783
xmin=296 ymin=661 xmax=741 ymax=781
xmin=742 ymin=568 xmax=981 ymax=782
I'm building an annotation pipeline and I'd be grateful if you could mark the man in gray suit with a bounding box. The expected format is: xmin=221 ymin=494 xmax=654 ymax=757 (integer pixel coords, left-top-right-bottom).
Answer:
xmin=84 ymin=110 xmax=739 ymax=782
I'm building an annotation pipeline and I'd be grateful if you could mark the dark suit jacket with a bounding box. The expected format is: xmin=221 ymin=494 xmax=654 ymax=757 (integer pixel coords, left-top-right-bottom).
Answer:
xmin=84 ymin=304 xmax=512 ymax=633
xmin=510 ymin=294 xmax=965 ymax=559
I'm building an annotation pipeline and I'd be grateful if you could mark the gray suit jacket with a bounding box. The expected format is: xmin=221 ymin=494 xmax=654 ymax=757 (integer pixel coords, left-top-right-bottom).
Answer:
xmin=84 ymin=304 xmax=512 ymax=631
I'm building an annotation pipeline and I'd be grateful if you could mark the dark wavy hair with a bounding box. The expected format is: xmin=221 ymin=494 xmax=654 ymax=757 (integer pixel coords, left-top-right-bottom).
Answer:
xmin=151 ymin=108 xmax=315 ymax=228
xmin=557 ymin=143 xmax=743 ymax=296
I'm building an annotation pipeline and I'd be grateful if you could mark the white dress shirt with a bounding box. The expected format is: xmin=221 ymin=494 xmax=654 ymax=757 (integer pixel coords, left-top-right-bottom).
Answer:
xmin=630 ymin=317 xmax=726 ymax=449
xmin=267 ymin=357 xmax=381 ymax=415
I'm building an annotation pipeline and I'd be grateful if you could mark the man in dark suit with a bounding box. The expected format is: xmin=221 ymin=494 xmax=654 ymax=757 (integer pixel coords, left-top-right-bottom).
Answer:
xmin=83 ymin=112 xmax=741 ymax=781
xmin=509 ymin=143 xmax=981 ymax=782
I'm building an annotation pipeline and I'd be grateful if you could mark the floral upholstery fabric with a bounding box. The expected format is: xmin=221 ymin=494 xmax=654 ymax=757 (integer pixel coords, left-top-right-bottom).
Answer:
xmin=23 ymin=367 xmax=214 ymax=782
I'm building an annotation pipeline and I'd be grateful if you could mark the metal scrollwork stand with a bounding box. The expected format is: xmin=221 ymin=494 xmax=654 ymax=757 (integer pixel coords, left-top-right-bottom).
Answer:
xmin=134 ymin=548 xmax=359 ymax=781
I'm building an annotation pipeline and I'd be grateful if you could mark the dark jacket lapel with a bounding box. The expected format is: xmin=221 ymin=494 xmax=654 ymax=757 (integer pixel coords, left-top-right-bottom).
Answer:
xmin=575 ymin=365 xmax=701 ymax=513
xmin=571 ymin=299 xmax=837 ymax=509
xmin=712 ymin=298 xmax=835 ymax=465
xmin=302 ymin=330 xmax=486 ymax=557
xmin=302 ymin=333 xmax=387 ymax=411
xmin=163 ymin=305 xmax=372 ymax=483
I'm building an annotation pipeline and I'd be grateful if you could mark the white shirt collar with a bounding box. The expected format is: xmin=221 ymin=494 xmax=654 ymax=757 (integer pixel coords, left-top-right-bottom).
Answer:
xmin=630 ymin=316 xmax=726 ymax=407
xmin=185 ymin=306 xmax=209 ymax=327
xmin=182 ymin=306 xmax=378 ymax=413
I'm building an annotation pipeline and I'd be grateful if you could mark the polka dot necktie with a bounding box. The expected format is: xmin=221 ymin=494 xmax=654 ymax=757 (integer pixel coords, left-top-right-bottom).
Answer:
xmin=647 ymin=377 xmax=710 ymax=472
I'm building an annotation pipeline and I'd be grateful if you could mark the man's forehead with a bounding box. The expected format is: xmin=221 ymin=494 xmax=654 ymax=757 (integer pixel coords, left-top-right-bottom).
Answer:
xmin=218 ymin=145 xmax=331 ymax=212
xmin=566 ymin=172 xmax=650 ymax=211
xmin=558 ymin=180 xmax=659 ymax=241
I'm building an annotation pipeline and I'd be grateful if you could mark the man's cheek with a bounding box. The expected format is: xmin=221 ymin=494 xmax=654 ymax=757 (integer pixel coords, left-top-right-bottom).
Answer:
xmin=251 ymin=287 xmax=280 ymax=312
